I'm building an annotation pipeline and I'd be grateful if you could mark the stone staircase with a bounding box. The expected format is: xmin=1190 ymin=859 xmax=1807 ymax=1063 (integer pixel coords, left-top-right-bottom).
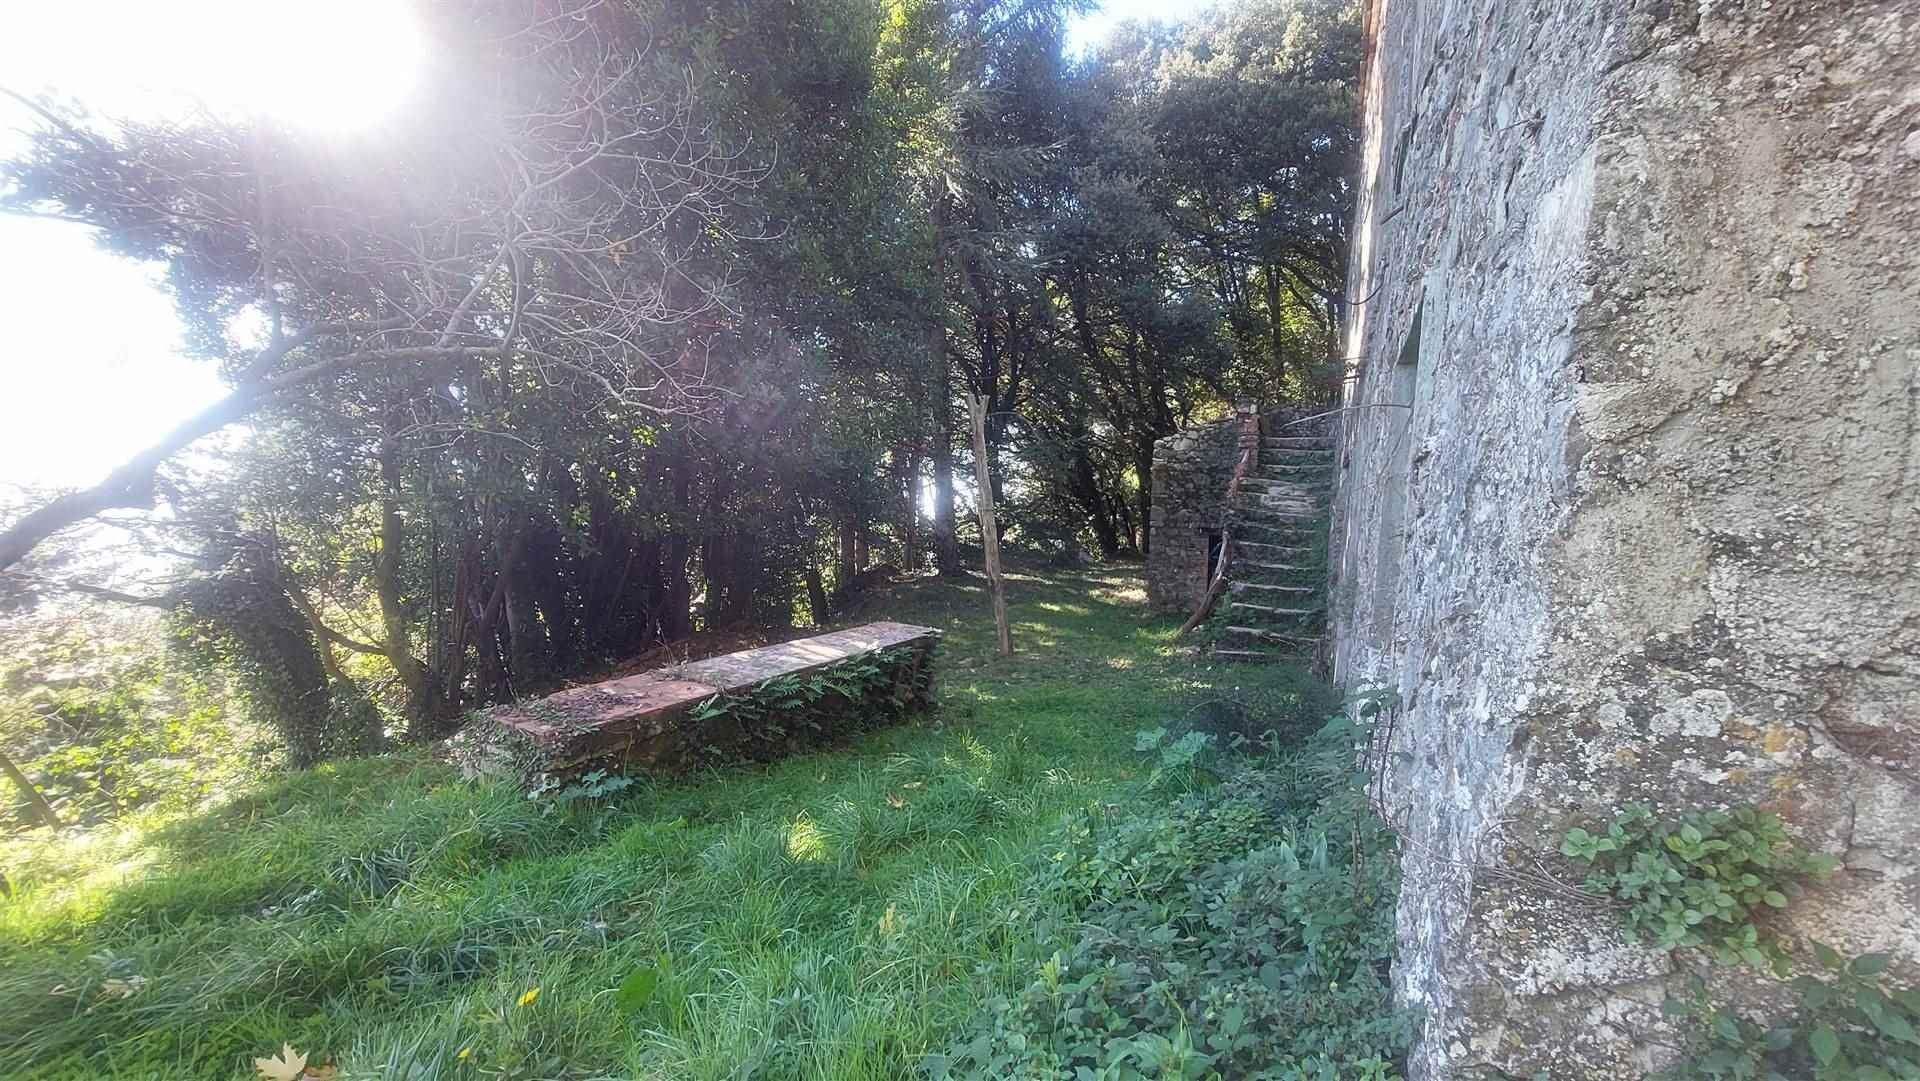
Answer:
xmin=1212 ymin=432 xmax=1334 ymax=662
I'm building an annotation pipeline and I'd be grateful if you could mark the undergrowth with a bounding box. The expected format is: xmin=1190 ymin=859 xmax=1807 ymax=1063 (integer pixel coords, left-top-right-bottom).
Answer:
xmin=927 ymin=708 xmax=1414 ymax=1080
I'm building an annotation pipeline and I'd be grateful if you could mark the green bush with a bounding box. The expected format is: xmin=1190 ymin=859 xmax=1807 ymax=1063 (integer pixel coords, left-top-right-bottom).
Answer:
xmin=926 ymin=712 xmax=1415 ymax=1080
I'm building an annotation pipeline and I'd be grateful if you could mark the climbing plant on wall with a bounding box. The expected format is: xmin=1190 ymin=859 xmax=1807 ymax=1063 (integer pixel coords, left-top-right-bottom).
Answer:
xmin=1563 ymin=807 xmax=1917 ymax=1079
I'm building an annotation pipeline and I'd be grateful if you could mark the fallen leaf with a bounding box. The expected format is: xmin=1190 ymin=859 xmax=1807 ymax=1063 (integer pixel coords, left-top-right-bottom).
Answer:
xmin=885 ymin=792 xmax=906 ymax=809
xmin=516 ymin=986 xmax=541 ymax=1008
xmin=304 ymin=1064 xmax=339 ymax=1081
xmin=255 ymin=1044 xmax=307 ymax=1081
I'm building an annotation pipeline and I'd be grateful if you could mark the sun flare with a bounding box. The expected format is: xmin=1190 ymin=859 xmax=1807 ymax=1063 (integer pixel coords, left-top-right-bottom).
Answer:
xmin=4 ymin=0 xmax=423 ymax=133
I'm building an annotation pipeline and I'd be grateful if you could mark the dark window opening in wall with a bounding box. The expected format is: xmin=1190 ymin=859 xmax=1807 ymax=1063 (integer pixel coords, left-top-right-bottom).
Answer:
xmin=1371 ymin=301 xmax=1424 ymax=641
xmin=1206 ymin=530 xmax=1224 ymax=582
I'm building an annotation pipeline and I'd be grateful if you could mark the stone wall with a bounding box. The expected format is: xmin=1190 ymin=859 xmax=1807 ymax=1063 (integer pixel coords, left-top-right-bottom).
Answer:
xmin=1332 ymin=0 xmax=1920 ymax=1076
xmin=1146 ymin=411 xmax=1251 ymax=613
xmin=453 ymin=622 xmax=941 ymax=782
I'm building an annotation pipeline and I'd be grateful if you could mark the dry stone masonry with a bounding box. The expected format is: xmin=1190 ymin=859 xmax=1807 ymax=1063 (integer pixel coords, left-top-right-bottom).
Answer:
xmin=1147 ymin=407 xmax=1254 ymax=615
xmin=1332 ymin=0 xmax=1920 ymax=1076
xmin=1148 ymin=407 xmax=1336 ymax=662
xmin=454 ymin=622 xmax=940 ymax=782
xmin=1217 ymin=419 xmax=1337 ymax=662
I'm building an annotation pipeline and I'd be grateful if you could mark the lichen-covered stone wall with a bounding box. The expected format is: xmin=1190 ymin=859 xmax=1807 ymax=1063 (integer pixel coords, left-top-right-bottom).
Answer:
xmin=1147 ymin=414 xmax=1246 ymax=613
xmin=1332 ymin=0 xmax=1920 ymax=1076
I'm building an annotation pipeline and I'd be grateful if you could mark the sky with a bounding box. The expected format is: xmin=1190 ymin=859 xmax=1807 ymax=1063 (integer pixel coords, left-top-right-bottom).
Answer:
xmin=0 ymin=0 xmax=1204 ymax=494
xmin=0 ymin=0 xmax=421 ymax=492
xmin=1067 ymin=0 xmax=1211 ymax=52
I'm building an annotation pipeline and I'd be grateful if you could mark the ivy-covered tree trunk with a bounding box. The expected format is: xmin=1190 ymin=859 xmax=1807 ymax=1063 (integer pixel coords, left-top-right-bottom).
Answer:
xmin=180 ymin=537 xmax=340 ymax=768
xmin=375 ymin=433 xmax=447 ymax=732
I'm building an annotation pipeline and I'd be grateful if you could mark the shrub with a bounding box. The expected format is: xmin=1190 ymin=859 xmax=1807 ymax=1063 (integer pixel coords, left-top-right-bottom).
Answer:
xmin=926 ymin=712 xmax=1415 ymax=1080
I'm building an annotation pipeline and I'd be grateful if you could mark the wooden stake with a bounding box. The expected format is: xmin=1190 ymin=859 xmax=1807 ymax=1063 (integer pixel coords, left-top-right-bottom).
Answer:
xmin=966 ymin=392 xmax=1013 ymax=657
xmin=0 ymin=744 xmax=61 ymax=831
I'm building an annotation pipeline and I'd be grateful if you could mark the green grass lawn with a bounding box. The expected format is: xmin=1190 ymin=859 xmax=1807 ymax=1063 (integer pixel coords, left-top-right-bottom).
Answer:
xmin=0 ymin=565 xmax=1225 ymax=1081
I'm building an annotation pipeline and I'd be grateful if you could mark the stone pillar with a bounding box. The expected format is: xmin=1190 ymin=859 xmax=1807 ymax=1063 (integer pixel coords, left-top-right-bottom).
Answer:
xmin=1145 ymin=416 xmax=1243 ymax=614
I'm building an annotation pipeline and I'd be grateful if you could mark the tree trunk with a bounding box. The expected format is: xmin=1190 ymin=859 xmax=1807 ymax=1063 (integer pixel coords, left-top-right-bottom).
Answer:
xmin=1266 ymin=262 xmax=1288 ymax=387
xmin=376 ymin=437 xmax=443 ymax=731
xmin=1135 ymin=438 xmax=1156 ymax=557
xmin=702 ymin=465 xmax=738 ymax=628
xmin=285 ymin=584 xmax=385 ymax=754
xmin=838 ymin=512 xmax=858 ymax=587
xmin=929 ymin=193 xmax=962 ymax=578
xmin=500 ymin=544 xmax=546 ymax=691
xmin=1071 ymin=444 xmax=1122 ymax=558
xmin=932 ymin=349 xmax=961 ymax=577
xmin=902 ymin=447 xmax=921 ymax=573
xmin=803 ymin=566 xmax=831 ymax=626
xmin=1117 ymin=496 xmax=1138 ymax=554
xmin=661 ymin=462 xmax=694 ymax=642
xmin=967 ymin=393 xmax=1012 ymax=657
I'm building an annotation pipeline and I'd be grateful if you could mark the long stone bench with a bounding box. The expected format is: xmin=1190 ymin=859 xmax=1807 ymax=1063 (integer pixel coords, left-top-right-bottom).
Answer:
xmin=451 ymin=621 xmax=941 ymax=784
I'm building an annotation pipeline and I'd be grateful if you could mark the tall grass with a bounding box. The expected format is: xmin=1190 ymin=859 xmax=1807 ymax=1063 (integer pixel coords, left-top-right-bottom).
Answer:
xmin=0 ymin=567 xmax=1241 ymax=1081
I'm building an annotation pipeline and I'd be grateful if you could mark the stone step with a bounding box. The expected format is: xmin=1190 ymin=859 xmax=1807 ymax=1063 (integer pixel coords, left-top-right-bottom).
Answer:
xmin=1228 ymin=601 xmax=1324 ymax=618
xmin=1241 ymin=560 xmax=1317 ymax=572
xmin=1239 ymin=512 xmax=1321 ymax=527
xmin=1234 ymin=561 xmax=1321 ymax=583
xmin=1222 ymin=625 xmax=1323 ymax=645
xmin=1241 ymin=490 xmax=1324 ymax=504
xmin=1261 ymin=444 xmax=1334 ymax=456
xmin=1239 ymin=540 xmax=1315 ymax=554
xmin=1242 ymin=492 xmax=1323 ymax=506
xmin=1261 ymin=436 xmax=1332 ymax=448
xmin=1243 ymin=477 xmax=1329 ymax=492
xmin=1239 ymin=531 xmax=1318 ymax=547
xmin=1210 ymin=648 xmax=1273 ymax=661
xmin=1230 ymin=581 xmax=1315 ymax=595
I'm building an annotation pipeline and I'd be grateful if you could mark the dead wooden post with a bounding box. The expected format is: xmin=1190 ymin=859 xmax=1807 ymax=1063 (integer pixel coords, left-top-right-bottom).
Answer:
xmin=0 ymin=745 xmax=61 ymax=831
xmin=966 ymin=392 xmax=1013 ymax=657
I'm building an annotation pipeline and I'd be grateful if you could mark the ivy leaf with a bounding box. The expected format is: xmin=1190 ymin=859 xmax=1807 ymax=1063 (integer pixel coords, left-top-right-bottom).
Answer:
xmin=1808 ymin=1024 xmax=1840 ymax=1066
xmin=1869 ymin=1002 xmax=1918 ymax=1045
xmin=1851 ymin=952 xmax=1893 ymax=977
xmin=254 ymin=1044 xmax=308 ymax=1081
